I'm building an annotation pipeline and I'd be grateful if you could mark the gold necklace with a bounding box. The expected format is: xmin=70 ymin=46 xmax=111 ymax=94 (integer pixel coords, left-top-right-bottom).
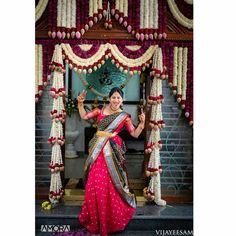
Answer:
xmin=109 ymin=105 xmax=120 ymax=113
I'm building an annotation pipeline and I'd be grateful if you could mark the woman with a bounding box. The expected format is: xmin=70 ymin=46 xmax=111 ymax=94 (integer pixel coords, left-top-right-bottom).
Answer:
xmin=77 ymin=87 xmax=145 ymax=236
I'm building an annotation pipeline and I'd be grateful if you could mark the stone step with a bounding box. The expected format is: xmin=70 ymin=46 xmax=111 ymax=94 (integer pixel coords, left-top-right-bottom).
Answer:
xmin=36 ymin=201 xmax=193 ymax=235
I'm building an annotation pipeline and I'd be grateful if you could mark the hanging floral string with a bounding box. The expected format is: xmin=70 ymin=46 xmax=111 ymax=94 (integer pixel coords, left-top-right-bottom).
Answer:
xmin=177 ymin=47 xmax=183 ymax=102
xmin=181 ymin=47 xmax=188 ymax=108
xmin=35 ymin=45 xmax=39 ymax=102
xmin=35 ymin=44 xmax=44 ymax=103
xmin=47 ymin=44 xmax=66 ymax=205
xmin=66 ymin=0 xmax=71 ymax=38
xmin=51 ymin=0 xmax=57 ymax=38
xmin=185 ymin=46 xmax=193 ymax=125
xmin=35 ymin=0 xmax=49 ymax=22
xmin=170 ymin=45 xmax=192 ymax=125
xmin=172 ymin=46 xmax=178 ymax=95
xmin=104 ymin=0 xmax=112 ymax=29
xmin=75 ymin=0 xmax=81 ymax=39
xmin=144 ymin=47 xmax=167 ymax=206
xmin=45 ymin=0 xmax=167 ymax=41
xmin=71 ymin=0 xmax=76 ymax=38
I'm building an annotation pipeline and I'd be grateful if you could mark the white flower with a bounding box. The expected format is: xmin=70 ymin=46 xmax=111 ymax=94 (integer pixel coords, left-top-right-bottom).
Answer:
xmin=167 ymin=0 xmax=193 ymax=29
xmin=35 ymin=0 xmax=49 ymax=22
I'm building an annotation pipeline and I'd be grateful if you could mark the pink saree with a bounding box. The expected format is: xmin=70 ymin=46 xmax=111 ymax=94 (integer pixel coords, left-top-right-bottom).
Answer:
xmin=78 ymin=107 xmax=136 ymax=236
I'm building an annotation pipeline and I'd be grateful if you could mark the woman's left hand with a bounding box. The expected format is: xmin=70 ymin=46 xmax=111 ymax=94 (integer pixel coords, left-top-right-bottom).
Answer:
xmin=138 ymin=108 xmax=145 ymax=124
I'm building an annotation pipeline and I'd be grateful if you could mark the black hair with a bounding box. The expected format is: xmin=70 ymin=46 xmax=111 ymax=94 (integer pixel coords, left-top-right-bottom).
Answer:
xmin=108 ymin=87 xmax=124 ymax=98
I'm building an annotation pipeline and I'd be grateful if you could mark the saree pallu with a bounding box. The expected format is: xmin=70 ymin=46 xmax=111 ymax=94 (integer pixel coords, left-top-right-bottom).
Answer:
xmin=78 ymin=112 xmax=136 ymax=236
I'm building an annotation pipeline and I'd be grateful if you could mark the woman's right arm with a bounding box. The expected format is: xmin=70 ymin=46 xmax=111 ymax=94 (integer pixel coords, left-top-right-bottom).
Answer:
xmin=77 ymin=90 xmax=100 ymax=120
xmin=78 ymin=103 xmax=88 ymax=120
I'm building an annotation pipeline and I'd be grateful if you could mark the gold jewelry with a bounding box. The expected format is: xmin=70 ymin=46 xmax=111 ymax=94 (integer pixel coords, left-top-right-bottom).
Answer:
xmin=109 ymin=105 xmax=120 ymax=112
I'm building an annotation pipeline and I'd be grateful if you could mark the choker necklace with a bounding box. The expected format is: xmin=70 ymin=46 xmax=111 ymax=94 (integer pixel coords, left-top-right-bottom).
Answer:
xmin=109 ymin=105 xmax=120 ymax=112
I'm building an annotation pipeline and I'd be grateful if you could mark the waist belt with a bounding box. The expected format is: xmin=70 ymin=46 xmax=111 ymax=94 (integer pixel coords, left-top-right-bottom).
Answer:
xmin=96 ymin=131 xmax=117 ymax=138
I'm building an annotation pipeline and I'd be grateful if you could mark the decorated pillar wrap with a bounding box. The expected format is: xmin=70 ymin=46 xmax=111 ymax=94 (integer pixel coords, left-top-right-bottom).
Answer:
xmin=47 ymin=44 xmax=66 ymax=205
xmin=144 ymin=47 xmax=167 ymax=206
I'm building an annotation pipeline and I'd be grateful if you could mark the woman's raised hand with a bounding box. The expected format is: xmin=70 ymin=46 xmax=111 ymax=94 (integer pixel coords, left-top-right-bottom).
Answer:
xmin=138 ymin=108 xmax=145 ymax=124
xmin=77 ymin=90 xmax=87 ymax=104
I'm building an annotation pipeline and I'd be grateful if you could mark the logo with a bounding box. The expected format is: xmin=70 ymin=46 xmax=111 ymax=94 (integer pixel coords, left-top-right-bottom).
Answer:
xmin=40 ymin=225 xmax=70 ymax=232
xmin=155 ymin=229 xmax=193 ymax=235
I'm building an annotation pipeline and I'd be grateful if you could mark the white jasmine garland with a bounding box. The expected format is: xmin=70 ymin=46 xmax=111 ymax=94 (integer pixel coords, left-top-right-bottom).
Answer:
xmin=153 ymin=0 xmax=158 ymax=29
xmin=123 ymin=0 xmax=128 ymax=17
xmin=89 ymin=0 xmax=93 ymax=17
xmin=157 ymin=79 xmax=161 ymax=101
xmin=79 ymin=44 xmax=93 ymax=51
xmin=66 ymin=0 xmax=71 ymax=29
xmin=153 ymin=174 xmax=166 ymax=205
xmin=93 ymin=0 xmax=98 ymax=14
xmin=71 ymin=0 xmax=76 ymax=28
xmin=140 ymin=0 xmax=144 ymax=29
xmin=146 ymin=43 xmax=165 ymax=205
xmin=56 ymin=45 xmax=64 ymax=65
xmin=147 ymin=176 xmax=154 ymax=194
xmin=38 ymin=45 xmax=43 ymax=93
xmin=119 ymin=0 xmax=124 ymax=14
xmin=152 ymin=78 xmax=158 ymax=96
xmin=177 ymin=47 xmax=183 ymax=101
xmin=152 ymin=48 xmax=158 ymax=70
xmin=150 ymin=104 xmax=157 ymax=123
xmin=61 ymin=0 xmax=67 ymax=28
xmin=157 ymin=48 xmax=163 ymax=77
xmin=182 ymin=47 xmax=188 ymax=102
xmin=154 ymin=104 xmax=160 ymax=124
xmin=116 ymin=0 xmax=120 ymax=11
xmin=184 ymin=0 xmax=193 ymax=5
xmin=173 ymin=47 xmax=178 ymax=91
xmin=125 ymin=45 xmax=142 ymax=51
xmin=49 ymin=45 xmax=65 ymax=204
xmin=35 ymin=0 xmax=49 ymax=22
xmin=109 ymin=44 xmax=156 ymax=67
xmin=159 ymin=103 xmax=163 ymax=121
xmin=61 ymin=43 xmax=157 ymax=68
xmin=148 ymin=148 xmax=158 ymax=172
xmin=98 ymin=0 xmax=102 ymax=10
xmin=167 ymin=0 xmax=193 ymax=29
xmin=35 ymin=45 xmax=39 ymax=97
xmin=149 ymin=0 xmax=154 ymax=29
xmin=49 ymin=172 xmax=63 ymax=198
xmin=144 ymin=0 xmax=149 ymax=29
xmin=62 ymin=43 xmax=107 ymax=66
xmin=57 ymin=0 xmax=62 ymax=27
